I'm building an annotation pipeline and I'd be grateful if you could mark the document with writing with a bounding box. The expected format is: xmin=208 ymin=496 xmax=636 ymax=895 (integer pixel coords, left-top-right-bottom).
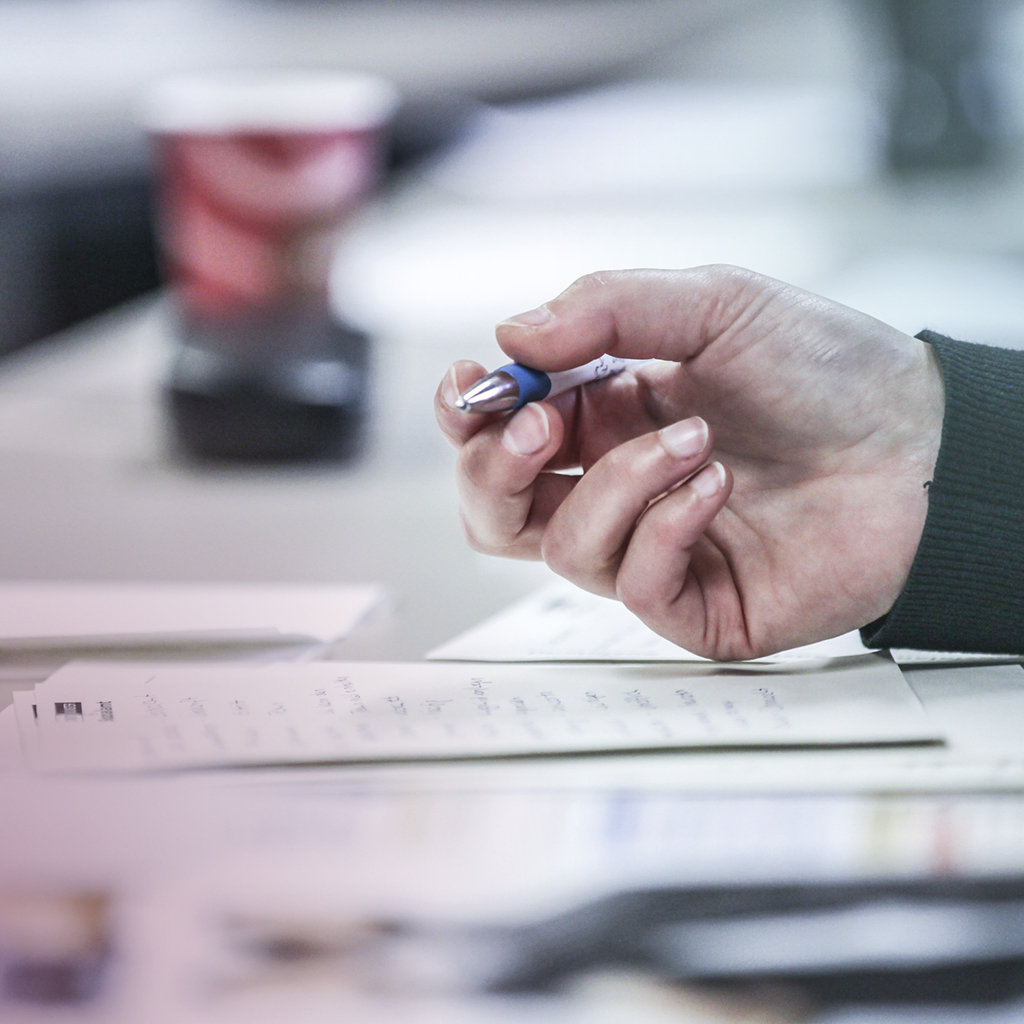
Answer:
xmin=19 ymin=657 xmax=939 ymax=772
xmin=427 ymin=583 xmax=874 ymax=663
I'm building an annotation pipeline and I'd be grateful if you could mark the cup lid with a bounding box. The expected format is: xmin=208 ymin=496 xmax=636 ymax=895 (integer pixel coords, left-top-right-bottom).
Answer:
xmin=141 ymin=72 xmax=400 ymax=133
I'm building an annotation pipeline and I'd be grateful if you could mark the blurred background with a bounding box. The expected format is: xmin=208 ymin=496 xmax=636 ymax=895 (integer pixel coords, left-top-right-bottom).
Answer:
xmin=3 ymin=0 xmax=1024 ymax=358
xmin=7 ymin=2 xmax=1024 ymax=1023
xmin=5 ymin=0 xmax=1024 ymax=464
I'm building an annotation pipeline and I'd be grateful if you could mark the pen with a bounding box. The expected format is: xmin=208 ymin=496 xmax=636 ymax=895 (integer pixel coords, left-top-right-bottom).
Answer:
xmin=455 ymin=355 xmax=632 ymax=414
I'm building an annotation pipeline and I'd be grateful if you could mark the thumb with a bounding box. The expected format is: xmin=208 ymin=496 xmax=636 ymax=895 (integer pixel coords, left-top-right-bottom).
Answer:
xmin=495 ymin=265 xmax=786 ymax=371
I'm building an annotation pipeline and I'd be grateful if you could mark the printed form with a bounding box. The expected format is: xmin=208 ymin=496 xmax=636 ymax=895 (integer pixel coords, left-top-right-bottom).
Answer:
xmin=17 ymin=657 xmax=940 ymax=772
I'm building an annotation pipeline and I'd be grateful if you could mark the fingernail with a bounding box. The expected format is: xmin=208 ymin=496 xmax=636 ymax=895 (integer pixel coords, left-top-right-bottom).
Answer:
xmin=502 ymin=404 xmax=550 ymax=456
xmin=499 ymin=306 xmax=552 ymax=328
xmin=441 ymin=365 xmax=461 ymax=408
xmin=659 ymin=417 xmax=708 ymax=459
xmin=691 ymin=461 xmax=726 ymax=499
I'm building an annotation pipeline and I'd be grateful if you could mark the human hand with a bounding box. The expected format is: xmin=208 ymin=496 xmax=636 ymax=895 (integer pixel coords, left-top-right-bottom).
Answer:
xmin=434 ymin=266 xmax=944 ymax=659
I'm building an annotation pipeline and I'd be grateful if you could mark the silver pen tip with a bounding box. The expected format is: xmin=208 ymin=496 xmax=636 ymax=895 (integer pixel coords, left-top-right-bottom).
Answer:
xmin=454 ymin=371 xmax=520 ymax=414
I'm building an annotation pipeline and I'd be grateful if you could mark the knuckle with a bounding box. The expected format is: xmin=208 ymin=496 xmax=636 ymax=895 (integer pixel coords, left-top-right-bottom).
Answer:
xmin=599 ymin=439 xmax=637 ymax=475
xmin=566 ymin=270 xmax=607 ymax=293
xmin=558 ymin=269 xmax=620 ymax=302
xmin=542 ymin=522 xmax=600 ymax=584
xmin=463 ymin=532 xmax=490 ymax=556
xmin=460 ymin=512 xmax=503 ymax=556
xmin=694 ymin=264 xmax=779 ymax=314
xmin=457 ymin=439 xmax=498 ymax=491
xmin=592 ymin=436 xmax=654 ymax=487
xmin=459 ymin=512 xmax=490 ymax=554
xmin=539 ymin=527 xmax=572 ymax=577
xmin=648 ymin=493 xmax=699 ymax=539
xmin=436 ymin=415 xmax=468 ymax=451
xmin=586 ymin=438 xmax=672 ymax=504
xmin=541 ymin=524 xmax=613 ymax=594
xmin=640 ymin=513 xmax=683 ymax=552
xmin=698 ymin=263 xmax=759 ymax=286
xmin=617 ymin=577 xmax=662 ymax=621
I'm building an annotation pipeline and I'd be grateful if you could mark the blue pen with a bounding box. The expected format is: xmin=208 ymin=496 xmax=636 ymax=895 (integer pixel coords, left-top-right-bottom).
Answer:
xmin=455 ymin=355 xmax=632 ymax=413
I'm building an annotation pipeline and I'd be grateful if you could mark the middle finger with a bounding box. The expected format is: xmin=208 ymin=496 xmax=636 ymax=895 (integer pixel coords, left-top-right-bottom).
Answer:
xmin=540 ymin=416 xmax=714 ymax=595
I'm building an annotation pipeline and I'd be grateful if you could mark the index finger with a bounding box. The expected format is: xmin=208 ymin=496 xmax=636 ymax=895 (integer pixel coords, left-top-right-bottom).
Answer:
xmin=494 ymin=265 xmax=785 ymax=371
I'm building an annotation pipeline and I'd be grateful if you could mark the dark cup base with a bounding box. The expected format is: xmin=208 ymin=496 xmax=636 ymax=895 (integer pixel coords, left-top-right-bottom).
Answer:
xmin=166 ymin=383 xmax=365 ymax=463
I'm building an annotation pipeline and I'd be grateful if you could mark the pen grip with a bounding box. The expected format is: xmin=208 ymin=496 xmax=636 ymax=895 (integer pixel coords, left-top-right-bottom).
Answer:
xmin=496 ymin=363 xmax=552 ymax=409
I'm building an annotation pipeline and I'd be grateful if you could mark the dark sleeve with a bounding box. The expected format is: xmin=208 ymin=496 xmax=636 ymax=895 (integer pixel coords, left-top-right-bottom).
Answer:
xmin=861 ymin=331 xmax=1024 ymax=653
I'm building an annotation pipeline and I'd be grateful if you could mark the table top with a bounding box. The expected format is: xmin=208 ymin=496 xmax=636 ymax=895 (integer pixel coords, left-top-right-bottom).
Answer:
xmin=0 ymin=295 xmax=553 ymax=686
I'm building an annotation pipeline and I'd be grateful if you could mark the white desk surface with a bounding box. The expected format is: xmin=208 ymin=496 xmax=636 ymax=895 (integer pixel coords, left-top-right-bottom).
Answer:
xmin=0 ymin=296 xmax=553 ymax=694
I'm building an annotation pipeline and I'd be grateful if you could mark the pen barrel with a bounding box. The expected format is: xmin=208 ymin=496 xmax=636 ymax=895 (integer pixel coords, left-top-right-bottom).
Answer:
xmin=458 ymin=355 xmax=633 ymax=412
xmin=546 ymin=356 xmax=631 ymax=399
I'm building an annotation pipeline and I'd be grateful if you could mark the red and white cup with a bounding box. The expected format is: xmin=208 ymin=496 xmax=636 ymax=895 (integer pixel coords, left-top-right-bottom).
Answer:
xmin=143 ymin=72 xmax=399 ymax=323
xmin=142 ymin=73 xmax=399 ymax=460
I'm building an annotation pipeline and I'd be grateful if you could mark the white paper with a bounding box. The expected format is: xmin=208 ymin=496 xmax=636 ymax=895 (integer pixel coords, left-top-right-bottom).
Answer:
xmin=0 ymin=581 xmax=386 ymax=646
xmin=0 ymin=705 xmax=23 ymax=771
xmin=212 ymin=665 xmax=1024 ymax=798
xmin=427 ymin=583 xmax=874 ymax=663
xmin=20 ymin=656 xmax=938 ymax=772
xmin=892 ymin=649 xmax=1024 ymax=665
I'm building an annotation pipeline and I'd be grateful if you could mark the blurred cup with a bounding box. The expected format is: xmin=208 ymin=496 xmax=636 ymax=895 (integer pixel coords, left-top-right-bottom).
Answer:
xmin=143 ymin=72 xmax=399 ymax=461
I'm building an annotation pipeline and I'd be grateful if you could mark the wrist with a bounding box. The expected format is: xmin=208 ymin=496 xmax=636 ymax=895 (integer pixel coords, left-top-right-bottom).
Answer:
xmin=867 ymin=333 xmax=1024 ymax=653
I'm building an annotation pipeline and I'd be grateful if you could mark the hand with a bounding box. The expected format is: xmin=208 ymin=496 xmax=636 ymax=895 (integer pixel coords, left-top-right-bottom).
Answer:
xmin=434 ymin=266 xmax=944 ymax=659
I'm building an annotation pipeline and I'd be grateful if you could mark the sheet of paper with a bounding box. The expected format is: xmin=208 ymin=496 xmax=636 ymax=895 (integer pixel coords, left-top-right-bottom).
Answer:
xmin=0 ymin=582 xmax=386 ymax=646
xmin=210 ymin=666 xmax=1023 ymax=797
xmin=12 ymin=688 xmax=41 ymax=767
xmin=0 ymin=633 xmax=340 ymax=689
xmin=891 ymin=649 xmax=1024 ymax=665
xmin=20 ymin=656 xmax=938 ymax=772
xmin=427 ymin=582 xmax=874 ymax=663
xmin=0 ymin=705 xmax=23 ymax=771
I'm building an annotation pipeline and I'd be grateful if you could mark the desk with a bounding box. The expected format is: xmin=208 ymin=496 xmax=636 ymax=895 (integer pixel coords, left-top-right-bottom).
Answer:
xmin=0 ymin=297 xmax=553 ymax=694
xmin=5 ymin=222 xmax=1024 ymax=1023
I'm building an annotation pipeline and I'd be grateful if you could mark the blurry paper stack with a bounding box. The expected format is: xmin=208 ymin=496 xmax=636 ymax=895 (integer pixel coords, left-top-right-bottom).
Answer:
xmin=0 ymin=581 xmax=387 ymax=684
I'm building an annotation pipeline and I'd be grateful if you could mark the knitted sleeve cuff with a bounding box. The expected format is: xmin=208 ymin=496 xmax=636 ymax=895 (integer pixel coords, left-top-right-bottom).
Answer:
xmin=861 ymin=332 xmax=1024 ymax=653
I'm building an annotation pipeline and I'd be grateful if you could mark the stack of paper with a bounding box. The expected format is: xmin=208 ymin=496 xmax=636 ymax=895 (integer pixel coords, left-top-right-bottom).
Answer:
xmin=0 ymin=581 xmax=387 ymax=684
xmin=10 ymin=656 xmax=940 ymax=773
xmin=0 ymin=581 xmax=386 ymax=648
